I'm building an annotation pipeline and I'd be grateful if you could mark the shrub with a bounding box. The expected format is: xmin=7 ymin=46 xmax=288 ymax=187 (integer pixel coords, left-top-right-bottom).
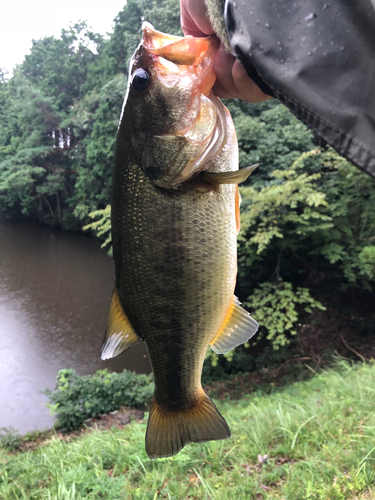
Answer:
xmin=0 ymin=427 xmax=22 ymax=451
xmin=44 ymin=368 xmax=154 ymax=432
xmin=244 ymin=280 xmax=326 ymax=349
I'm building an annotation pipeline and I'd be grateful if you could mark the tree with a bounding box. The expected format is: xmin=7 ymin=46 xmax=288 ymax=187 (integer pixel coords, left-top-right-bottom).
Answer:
xmin=22 ymin=22 xmax=105 ymax=109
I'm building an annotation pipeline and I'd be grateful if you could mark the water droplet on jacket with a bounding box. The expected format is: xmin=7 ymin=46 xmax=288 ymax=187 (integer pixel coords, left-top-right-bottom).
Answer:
xmin=265 ymin=23 xmax=271 ymax=29
xmin=260 ymin=45 xmax=263 ymax=50
xmin=308 ymin=52 xmax=312 ymax=56
xmin=323 ymin=4 xmax=329 ymax=10
xmin=280 ymin=59 xmax=284 ymax=63
xmin=340 ymin=47 xmax=345 ymax=51
xmin=287 ymin=58 xmax=290 ymax=62
xmin=277 ymin=41 xmax=281 ymax=45
xmin=288 ymin=36 xmax=292 ymax=41
xmin=256 ymin=20 xmax=260 ymax=24
xmin=305 ymin=12 xmax=317 ymax=21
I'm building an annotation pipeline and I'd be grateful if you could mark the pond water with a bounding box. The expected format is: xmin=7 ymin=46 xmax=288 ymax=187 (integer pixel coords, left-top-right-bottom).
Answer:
xmin=0 ymin=219 xmax=151 ymax=434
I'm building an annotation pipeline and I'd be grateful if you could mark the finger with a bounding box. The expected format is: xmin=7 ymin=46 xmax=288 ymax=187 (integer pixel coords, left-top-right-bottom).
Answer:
xmin=213 ymin=44 xmax=272 ymax=102
xmin=180 ymin=3 xmax=205 ymax=37
xmin=212 ymin=79 xmax=237 ymax=99
xmin=180 ymin=0 xmax=214 ymax=37
xmin=232 ymin=61 xmax=272 ymax=102
xmin=212 ymin=45 xmax=238 ymax=98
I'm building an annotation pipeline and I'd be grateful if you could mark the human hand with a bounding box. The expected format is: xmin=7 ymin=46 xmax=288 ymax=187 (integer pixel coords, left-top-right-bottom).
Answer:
xmin=180 ymin=0 xmax=271 ymax=102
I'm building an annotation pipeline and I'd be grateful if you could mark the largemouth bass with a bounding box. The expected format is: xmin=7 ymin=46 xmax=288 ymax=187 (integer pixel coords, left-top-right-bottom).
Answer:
xmin=102 ymin=22 xmax=258 ymax=459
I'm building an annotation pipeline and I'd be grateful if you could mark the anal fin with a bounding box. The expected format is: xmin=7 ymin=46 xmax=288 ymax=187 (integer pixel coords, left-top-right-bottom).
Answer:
xmin=210 ymin=296 xmax=258 ymax=354
xmin=101 ymin=288 xmax=142 ymax=360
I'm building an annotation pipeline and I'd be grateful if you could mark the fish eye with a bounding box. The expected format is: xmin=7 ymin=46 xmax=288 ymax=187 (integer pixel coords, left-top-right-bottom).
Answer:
xmin=132 ymin=69 xmax=150 ymax=91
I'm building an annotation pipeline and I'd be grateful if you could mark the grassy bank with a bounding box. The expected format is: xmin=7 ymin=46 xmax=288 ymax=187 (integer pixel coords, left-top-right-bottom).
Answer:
xmin=1 ymin=360 xmax=375 ymax=499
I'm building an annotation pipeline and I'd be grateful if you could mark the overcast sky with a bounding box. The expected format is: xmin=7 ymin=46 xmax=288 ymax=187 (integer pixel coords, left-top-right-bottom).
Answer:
xmin=0 ymin=0 xmax=129 ymax=76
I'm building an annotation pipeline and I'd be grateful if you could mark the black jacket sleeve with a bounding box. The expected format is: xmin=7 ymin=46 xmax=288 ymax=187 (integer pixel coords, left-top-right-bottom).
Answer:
xmin=225 ymin=0 xmax=375 ymax=178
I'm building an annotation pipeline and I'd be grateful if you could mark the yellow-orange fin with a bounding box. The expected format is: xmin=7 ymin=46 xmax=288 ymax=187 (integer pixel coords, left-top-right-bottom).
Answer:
xmin=210 ymin=296 xmax=258 ymax=354
xmin=101 ymin=288 xmax=142 ymax=360
xmin=145 ymin=393 xmax=230 ymax=459
xmin=200 ymin=164 xmax=258 ymax=185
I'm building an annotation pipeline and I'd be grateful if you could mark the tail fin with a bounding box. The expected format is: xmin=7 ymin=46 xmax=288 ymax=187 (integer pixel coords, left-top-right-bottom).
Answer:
xmin=145 ymin=393 xmax=230 ymax=459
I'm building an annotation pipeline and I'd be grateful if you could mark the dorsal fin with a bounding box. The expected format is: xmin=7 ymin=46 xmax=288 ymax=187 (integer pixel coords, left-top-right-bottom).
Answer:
xmin=101 ymin=288 xmax=142 ymax=360
xmin=210 ymin=296 xmax=258 ymax=354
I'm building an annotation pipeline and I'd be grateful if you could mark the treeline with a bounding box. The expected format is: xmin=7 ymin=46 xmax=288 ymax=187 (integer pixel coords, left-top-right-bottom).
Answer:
xmin=0 ymin=0 xmax=374 ymax=355
xmin=0 ymin=0 xmax=181 ymax=229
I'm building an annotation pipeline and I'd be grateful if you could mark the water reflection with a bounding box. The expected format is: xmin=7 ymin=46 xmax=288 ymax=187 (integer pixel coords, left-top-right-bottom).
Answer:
xmin=0 ymin=219 xmax=151 ymax=433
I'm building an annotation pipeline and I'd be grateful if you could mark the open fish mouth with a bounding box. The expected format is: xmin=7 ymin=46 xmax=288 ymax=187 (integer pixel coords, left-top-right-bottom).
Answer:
xmin=138 ymin=23 xmax=227 ymax=189
xmin=142 ymin=22 xmax=218 ymax=95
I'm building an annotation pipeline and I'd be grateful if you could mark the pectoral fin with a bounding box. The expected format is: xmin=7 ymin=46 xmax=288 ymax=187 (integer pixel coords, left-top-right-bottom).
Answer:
xmin=210 ymin=296 xmax=259 ymax=354
xmin=200 ymin=164 xmax=258 ymax=185
xmin=101 ymin=288 xmax=142 ymax=360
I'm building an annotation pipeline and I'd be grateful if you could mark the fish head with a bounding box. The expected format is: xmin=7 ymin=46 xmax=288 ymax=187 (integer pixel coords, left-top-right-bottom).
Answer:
xmin=120 ymin=22 xmax=227 ymax=189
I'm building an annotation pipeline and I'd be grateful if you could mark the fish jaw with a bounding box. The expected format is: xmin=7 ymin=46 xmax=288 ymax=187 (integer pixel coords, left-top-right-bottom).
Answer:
xmin=120 ymin=23 xmax=227 ymax=189
xmin=141 ymin=21 xmax=218 ymax=95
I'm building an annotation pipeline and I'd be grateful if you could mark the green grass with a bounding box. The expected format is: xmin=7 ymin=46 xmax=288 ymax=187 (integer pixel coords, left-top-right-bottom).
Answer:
xmin=2 ymin=359 xmax=375 ymax=499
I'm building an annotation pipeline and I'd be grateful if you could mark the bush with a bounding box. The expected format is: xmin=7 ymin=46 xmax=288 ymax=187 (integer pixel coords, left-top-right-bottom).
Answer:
xmin=0 ymin=427 xmax=22 ymax=451
xmin=244 ymin=280 xmax=326 ymax=349
xmin=44 ymin=368 xmax=154 ymax=432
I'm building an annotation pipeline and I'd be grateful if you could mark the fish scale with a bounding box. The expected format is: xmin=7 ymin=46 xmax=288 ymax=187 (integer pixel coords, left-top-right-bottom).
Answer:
xmin=114 ymin=164 xmax=236 ymax=406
